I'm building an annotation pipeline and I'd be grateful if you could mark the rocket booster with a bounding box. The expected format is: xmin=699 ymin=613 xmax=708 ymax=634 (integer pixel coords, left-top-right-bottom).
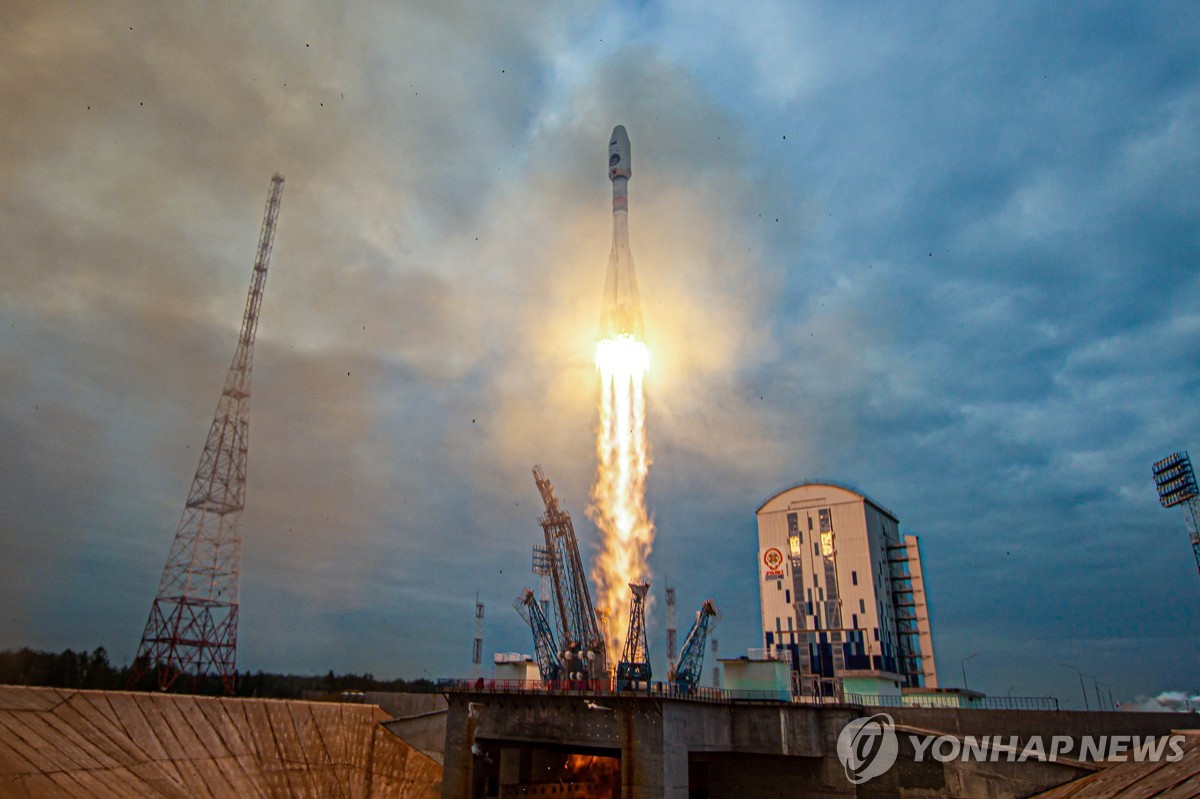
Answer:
xmin=600 ymin=125 xmax=644 ymax=340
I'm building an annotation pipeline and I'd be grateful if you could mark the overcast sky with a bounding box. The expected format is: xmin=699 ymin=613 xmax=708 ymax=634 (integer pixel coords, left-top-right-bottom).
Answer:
xmin=2 ymin=1 xmax=1197 ymax=707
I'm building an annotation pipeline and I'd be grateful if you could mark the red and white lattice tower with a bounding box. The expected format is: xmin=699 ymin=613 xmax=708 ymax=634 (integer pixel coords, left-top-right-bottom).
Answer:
xmin=130 ymin=174 xmax=284 ymax=693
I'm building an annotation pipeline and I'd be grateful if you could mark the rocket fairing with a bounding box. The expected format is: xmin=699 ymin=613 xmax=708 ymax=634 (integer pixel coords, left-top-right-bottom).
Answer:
xmin=600 ymin=125 xmax=645 ymax=341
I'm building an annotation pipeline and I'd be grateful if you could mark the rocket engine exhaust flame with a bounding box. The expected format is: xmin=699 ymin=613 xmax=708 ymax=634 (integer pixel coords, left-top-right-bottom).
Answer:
xmin=591 ymin=335 xmax=652 ymax=657
xmin=589 ymin=125 xmax=654 ymax=660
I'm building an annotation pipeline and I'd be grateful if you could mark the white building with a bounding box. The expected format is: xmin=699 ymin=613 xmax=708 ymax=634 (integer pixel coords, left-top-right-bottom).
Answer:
xmin=756 ymin=482 xmax=938 ymax=691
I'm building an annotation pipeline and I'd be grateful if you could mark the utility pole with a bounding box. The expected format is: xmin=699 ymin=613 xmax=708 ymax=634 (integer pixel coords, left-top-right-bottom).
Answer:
xmin=1059 ymin=663 xmax=1090 ymax=711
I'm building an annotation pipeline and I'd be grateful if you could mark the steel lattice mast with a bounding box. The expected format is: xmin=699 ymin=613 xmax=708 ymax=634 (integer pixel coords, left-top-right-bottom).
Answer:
xmin=532 ymin=465 xmax=608 ymax=679
xmin=669 ymin=599 xmax=719 ymax=693
xmin=615 ymin=581 xmax=650 ymax=690
xmin=130 ymin=174 xmax=284 ymax=694
xmin=514 ymin=588 xmax=562 ymax=681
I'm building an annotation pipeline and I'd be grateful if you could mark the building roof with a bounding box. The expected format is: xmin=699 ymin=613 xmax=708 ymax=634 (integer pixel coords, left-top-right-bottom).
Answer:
xmin=756 ymin=480 xmax=899 ymax=521
xmin=1030 ymin=731 xmax=1200 ymax=799
xmin=0 ymin=684 xmax=442 ymax=798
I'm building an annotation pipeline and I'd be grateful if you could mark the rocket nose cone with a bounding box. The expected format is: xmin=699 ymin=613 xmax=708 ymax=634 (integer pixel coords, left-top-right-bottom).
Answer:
xmin=609 ymin=125 xmax=631 ymax=180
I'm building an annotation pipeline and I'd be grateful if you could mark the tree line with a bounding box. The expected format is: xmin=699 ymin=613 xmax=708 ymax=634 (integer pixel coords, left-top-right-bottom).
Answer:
xmin=0 ymin=647 xmax=438 ymax=698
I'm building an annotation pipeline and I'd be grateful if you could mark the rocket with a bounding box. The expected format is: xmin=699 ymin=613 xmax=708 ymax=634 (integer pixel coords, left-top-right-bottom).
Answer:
xmin=600 ymin=125 xmax=644 ymax=340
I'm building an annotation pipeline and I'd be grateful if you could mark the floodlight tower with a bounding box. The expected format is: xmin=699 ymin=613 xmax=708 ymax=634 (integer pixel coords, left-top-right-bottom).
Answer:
xmin=1152 ymin=451 xmax=1200 ymax=576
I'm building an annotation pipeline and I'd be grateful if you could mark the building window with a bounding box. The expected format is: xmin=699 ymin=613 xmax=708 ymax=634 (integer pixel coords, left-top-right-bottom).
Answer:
xmin=776 ymin=617 xmax=781 ymax=632
xmin=859 ymin=599 xmax=866 ymax=613
xmin=787 ymin=616 xmax=793 ymax=631
xmin=873 ymin=628 xmax=879 ymax=641
xmin=818 ymin=588 xmax=824 ymax=601
xmin=852 ymin=614 xmax=858 ymax=629
xmin=808 ymin=515 xmax=813 ymax=531
xmin=813 ymin=542 xmax=820 ymax=556
xmin=785 ymin=589 xmax=791 ymax=603
xmin=787 ymin=513 xmax=799 ymax=534
xmin=807 ymin=588 xmax=812 ymax=603
xmin=851 ymin=570 xmax=858 ymax=586
xmin=776 ymin=580 xmax=782 ymax=591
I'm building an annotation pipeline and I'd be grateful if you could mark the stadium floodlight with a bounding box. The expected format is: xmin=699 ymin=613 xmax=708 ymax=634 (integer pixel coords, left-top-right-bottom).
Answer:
xmin=1152 ymin=451 xmax=1198 ymax=508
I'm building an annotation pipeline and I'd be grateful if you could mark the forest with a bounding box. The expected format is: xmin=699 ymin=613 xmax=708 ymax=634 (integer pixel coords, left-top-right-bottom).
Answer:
xmin=0 ymin=648 xmax=439 ymax=698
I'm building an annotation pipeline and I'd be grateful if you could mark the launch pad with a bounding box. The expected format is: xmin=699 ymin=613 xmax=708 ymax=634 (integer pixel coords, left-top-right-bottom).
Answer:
xmin=439 ymin=685 xmax=1193 ymax=799
xmin=441 ymin=687 xmax=855 ymax=799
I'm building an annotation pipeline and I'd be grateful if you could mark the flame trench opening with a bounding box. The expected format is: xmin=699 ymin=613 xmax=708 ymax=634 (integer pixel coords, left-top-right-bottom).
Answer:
xmin=590 ymin=334 xmax=653 ymax=660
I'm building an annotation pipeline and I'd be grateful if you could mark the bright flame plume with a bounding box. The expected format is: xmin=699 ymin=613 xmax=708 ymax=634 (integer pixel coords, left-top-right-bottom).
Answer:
xmin=589 ymin=334 xmax=653 ymax=660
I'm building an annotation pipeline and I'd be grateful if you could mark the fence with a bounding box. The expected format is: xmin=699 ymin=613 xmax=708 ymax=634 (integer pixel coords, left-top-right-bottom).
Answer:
xmin=441 ymin=679 xmax=1061 ymax=711
xmin=844 ymin=692 xmax=1061 ymax=711
xmin=444 ymin=678 xmax=838 ymax=705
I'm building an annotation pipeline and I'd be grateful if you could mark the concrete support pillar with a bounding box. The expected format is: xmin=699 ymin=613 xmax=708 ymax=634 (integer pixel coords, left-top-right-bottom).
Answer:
xmin=662 ymin=743 xmax=690 ymax=798
xmin=617 ymin=707 xmax=689 ymax=798
xmin=620 ymin=750 xmax=689 ymax=798
xmin=441 ymin=700 xmax=475 ymax=799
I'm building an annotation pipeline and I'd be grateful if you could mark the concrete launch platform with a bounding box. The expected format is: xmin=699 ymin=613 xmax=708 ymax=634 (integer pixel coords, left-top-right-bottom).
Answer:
xmin=441 ymin=687 xmax=1196 ymax=799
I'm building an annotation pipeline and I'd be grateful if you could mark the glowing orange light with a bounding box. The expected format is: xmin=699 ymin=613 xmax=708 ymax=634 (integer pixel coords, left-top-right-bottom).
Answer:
xmin=589 ymin=333 xmax=653 ymax=661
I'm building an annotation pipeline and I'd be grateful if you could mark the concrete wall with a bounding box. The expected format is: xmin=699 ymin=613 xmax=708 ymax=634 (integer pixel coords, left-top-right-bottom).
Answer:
xmin=887 ymin=707 xmax=1199 ymax=750
xmin=441 ymin=690 xmax=1200 ymax=799
xmin=371 ymin=692 xmax=449 ymax=763
xmin=0 ymin=685 xmax=443 ymax=798
xmin=440 ymin=692 xmax=853 ymax=798
xmin=855 ymin=730 xmax=1093 ymax=799
xmin=721 ymin=659 xmax=790 ymax=698
xmin=368 ymin=691 xmax=448 ymax=720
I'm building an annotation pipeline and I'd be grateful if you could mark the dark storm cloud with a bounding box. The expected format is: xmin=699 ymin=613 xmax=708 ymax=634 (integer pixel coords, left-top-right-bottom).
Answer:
xmin=1 ymin=1 xmax=1197 ymax=702
xmin=698 ymin=3 xmax=1200 ymax=701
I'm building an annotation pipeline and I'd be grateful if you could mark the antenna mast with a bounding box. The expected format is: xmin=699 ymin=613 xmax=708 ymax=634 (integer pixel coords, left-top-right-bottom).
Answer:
xmin=130 ymin=174 xmax=284 ymax=693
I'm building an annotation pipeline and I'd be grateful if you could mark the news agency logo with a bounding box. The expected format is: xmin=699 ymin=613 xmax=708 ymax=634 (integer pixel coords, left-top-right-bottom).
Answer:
xmin=836 ymin=715 xmax=1189 ymax=785
xmin=836 ymin=713 xmax=898 ymax=784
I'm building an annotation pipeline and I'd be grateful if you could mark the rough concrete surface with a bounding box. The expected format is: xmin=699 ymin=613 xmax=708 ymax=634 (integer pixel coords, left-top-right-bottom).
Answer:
xmin=0 ymin=684 xmax=443 ymax=798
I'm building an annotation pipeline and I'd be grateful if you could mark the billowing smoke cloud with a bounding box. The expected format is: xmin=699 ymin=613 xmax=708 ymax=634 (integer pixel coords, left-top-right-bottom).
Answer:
xmin=2 ymin=1 xmax=1198 ymax=699
xmin=0 ymin=1 xmax=786 ymax=676
xmin=1120 ymin=692 xmax=1200 ymax=713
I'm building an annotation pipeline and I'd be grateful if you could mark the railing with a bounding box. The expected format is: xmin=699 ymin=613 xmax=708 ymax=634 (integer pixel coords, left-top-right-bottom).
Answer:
xmin=441 ymin=678 xmax=805 ymax=703
xmin=845 ymin=692 xmax=1061 ymax=711
xmin=441 ymin=678 xmax=852 ymax=705
xmin=440 ymin=679 xmax=1061 ymax=710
